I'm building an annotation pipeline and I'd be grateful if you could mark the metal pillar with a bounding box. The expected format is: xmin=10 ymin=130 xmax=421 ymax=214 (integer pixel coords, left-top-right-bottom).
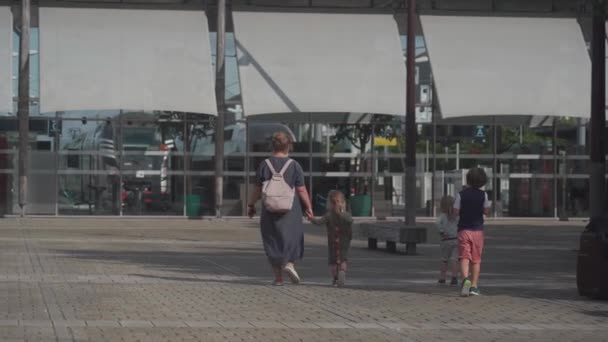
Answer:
xmin=552 ymin=120 xmax=559 ymax=219
xmin=17 ymin=0 xmax=31 ymax=217
xmin=576 ymin=1 xmax=607 ymax=299
xmin=492 ymin=117 xmax=498 ymax=217
xmin=214 ymin=1 xmax=226 ymax=218
xmin=431 ymin=111 xmax=437 ymax=216
xmin=405 ymin=0 xmax=417 ymax=226
xmin=589 ymin=2 xmax=606 ymax=219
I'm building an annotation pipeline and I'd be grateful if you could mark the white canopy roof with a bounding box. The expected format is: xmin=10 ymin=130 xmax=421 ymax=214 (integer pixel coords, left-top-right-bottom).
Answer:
xmin=39 ymin=8 xmax=217 ymax=115
xmin=233 ymin=11 xmax=406 ymax=117
xmin=421 ymin=15 xmax=591 ymax=119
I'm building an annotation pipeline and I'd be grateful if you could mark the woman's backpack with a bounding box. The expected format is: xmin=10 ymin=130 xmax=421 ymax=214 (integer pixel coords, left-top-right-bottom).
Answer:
xmin=262 ymin=159 xmax=295 ymax=213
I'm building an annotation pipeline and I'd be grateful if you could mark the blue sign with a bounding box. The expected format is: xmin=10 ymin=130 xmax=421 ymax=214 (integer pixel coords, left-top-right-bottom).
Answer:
xmin=474 ymin=125 xmax=485 ymax=138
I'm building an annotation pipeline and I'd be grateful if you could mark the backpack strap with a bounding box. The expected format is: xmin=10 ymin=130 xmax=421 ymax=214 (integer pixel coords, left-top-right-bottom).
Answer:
xmin=265 ymin=158 xmax=294 ymax=176
xmin=264 ymin=159 xmax=278 ymax=174
xmin=278 ymin=159 xmax=294 ymax=176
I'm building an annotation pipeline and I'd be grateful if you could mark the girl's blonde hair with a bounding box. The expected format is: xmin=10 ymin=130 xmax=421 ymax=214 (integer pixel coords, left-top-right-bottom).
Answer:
xmin=440 ymin=195 xmax=455 ymax=217
xmin=327 ymin=190 xmax=346 ymax=213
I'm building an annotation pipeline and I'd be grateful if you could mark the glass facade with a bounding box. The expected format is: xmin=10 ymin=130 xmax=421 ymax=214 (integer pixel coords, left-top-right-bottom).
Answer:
xmin=1 ymin=113 xmax=604 ymax=218
xmin=2 ymin=2 xmax=606 ymax=217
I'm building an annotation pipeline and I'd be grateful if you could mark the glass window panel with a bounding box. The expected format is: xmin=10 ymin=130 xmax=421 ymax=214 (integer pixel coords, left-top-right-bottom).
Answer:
xmin=12 ymin=28 xmax=40 ymax=116
xmin=209 ymin=32 xmax=237 ymax=57
xmin=223 ymin=176 xmax=246 ymax=216
xmin=225 ymin=56 xmax=241 ymax=102
xmin=492 ymin=124 xmax=555 ymax=217
xmin=0 ymin=130 xmax=13 ymax=215
xmin=58 ymin=119 xmax=119 ymax=215
xmin=311 ymin=0 xmax=371 ymax=7
xmin=495 ymin=0 xmax=553 ymax=12
xmin=371 ymin=174 xmax=430 ymax=218
xmin=312 ymin=176 xmax=372 ymax=217
xmin=433 ymin=0 xmax=492 ymax=10
xmin=187 ymin=176 xmax=214 ymax=216
xmin=249 ymin=0 xmax=310 ymax=6
xmin=121 ymin=117 xmax=184 ymax=216
xmin=249 ymin=121 xmax=310 ymax=171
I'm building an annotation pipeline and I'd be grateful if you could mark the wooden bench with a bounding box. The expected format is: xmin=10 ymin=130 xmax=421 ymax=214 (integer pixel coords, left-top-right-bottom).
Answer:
xmin=354 ymin=222 xmax=427 ymax=255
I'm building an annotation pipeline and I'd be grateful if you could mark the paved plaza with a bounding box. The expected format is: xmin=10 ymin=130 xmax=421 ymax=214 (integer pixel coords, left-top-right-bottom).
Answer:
xmin=1 ymin=218 xmax=607 ymax=341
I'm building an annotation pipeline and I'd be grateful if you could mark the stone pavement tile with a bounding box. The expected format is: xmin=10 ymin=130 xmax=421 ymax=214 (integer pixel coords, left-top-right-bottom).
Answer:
xmin=85 ymin=320 xmax=120 ymax=327
xmin=314 ymin=322 xmax=351 ymax=329
xmin=507 ymin=323 xmax=544 ymax=330
xmin=347 ymin=322 xmax=384 ymax=329
xmin=568 ymin=323 xmax=607 ymax=331
xmin=283 ymin=322 xmax=321 ymax=329
xmin=446 ymin=323 xmax=484 ymax=330
xmin=53 ymin=320 xmax=86 ymax=327
xmin=249 ymin=321 xmax=287 ymax=329
xmin=1 ymin=326 xmax=58 ymax=342
xmin=217 ymin=321 xmax=254 ymax=328
xmin=378 ymin=322 xmax=418 ymax=330
xmin=150 ymin=320 xmax=188 ymax=328
xmin=534 ymin=323 xmax=579 ymax=330
xmin=0 ymin=320 xmax=18 ymax=327
xmin=476 ymin=323 xmax=516 ymax=330
xmin=119 ymin=320 xmax=154 ymax=328
xmin=410 ymin=323 xmax=448 ymax=330
xmin=68 ymin=327 xmax=407 ymax=342
xmin=53 ymin=326 xmax=74 ymax=342
xmin=184 ymin=321 xmax=221 ymax=328
xmin=19 ymin=320 xmax=53 ymax=327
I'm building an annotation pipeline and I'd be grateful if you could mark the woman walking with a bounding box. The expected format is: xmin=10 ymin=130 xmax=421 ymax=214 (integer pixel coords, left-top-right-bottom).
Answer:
xmin=247 ymin=132 xmax=313 ymax=286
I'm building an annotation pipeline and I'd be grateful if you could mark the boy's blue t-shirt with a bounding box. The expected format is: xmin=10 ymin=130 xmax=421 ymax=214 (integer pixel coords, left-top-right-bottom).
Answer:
xmin=454 ymin=188 xmax=491 ymax=231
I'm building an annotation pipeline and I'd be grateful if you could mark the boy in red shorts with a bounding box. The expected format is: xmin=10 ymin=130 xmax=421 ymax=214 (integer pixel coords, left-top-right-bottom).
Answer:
xmin=453 ymin=168 xmax=491 ymax=297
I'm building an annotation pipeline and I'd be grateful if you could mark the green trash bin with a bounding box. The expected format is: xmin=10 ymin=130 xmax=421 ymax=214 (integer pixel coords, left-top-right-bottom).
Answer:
xmin=186 ymin=195 xmax=201 ymax=217
xmin=350 ymin=194 xmax=372 ymax=217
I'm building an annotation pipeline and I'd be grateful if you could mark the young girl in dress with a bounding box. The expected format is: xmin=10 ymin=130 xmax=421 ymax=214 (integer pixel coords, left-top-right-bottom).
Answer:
xmin=311 ymin=190 xmax=353 ymax=287
xmin=436 ymin=195 xmax=459 ymax=286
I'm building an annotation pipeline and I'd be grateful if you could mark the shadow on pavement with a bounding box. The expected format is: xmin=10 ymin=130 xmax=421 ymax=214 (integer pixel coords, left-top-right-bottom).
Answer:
xmin=51 ymin=223 xmax=588 ymax=303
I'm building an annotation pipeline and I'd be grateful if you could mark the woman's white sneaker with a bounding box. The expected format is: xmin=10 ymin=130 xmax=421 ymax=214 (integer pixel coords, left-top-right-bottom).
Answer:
xmin=283 ymin=264 xmax=300 ymax=284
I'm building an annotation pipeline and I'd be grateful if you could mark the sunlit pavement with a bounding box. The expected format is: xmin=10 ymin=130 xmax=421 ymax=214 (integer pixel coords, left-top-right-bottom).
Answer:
xmin=1 ymin=218 xmax=607 ymax=342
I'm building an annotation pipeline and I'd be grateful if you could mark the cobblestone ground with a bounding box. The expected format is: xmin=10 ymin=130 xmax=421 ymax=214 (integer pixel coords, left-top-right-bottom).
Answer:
xmin=1 ymin=218 xmax=607 ymax=341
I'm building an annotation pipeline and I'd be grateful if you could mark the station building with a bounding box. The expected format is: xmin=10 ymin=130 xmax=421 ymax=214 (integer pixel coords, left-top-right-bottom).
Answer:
xmin=0 ymin=0 xmax=606 ymax=218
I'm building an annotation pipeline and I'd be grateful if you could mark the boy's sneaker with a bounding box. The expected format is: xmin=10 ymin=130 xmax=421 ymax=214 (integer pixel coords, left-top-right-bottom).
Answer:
xmin=469 ymin=287 xmax=481 ymax=296
xmin=337 ymin=270 xmax=346 ymax=287
xmin=450 ymin=277 xmax=458 ymax=286
xmin=438 ymin=279 xmax=446 ymax=285
xmin=460 ymin=278 xmax=472 ymax=297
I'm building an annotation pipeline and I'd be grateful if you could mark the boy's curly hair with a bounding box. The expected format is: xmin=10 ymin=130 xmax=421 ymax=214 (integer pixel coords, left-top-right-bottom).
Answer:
xmin=466 ymin=167 xmax=488 ymax=189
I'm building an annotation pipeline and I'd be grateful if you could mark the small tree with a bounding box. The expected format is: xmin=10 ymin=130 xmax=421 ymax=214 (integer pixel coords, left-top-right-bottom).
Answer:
xmin=331 ymin=114 xmax=397 ymax=195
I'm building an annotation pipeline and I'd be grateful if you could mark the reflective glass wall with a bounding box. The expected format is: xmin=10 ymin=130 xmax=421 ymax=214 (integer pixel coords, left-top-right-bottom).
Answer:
xmin=1 ymin=113 xmax=605 ymax=218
